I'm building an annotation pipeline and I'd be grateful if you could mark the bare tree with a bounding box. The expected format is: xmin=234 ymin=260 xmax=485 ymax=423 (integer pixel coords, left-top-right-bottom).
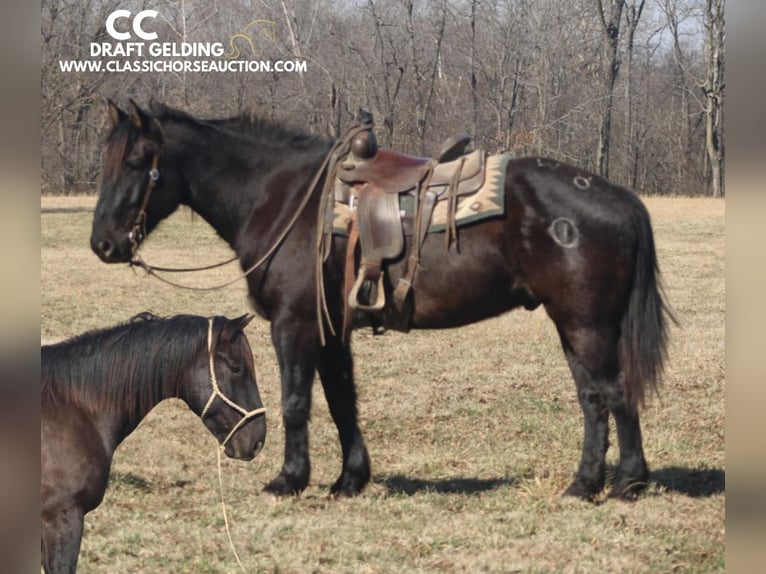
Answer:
xmin=622 ymin=0 xmax=646 ymax=189
xmin=702 ymin=0 xmax=724 ymax=197
xmin=594 ymin=0 xmax=626 ymax=178
xmin=468 ymin=0 xmax=479 ymax=140
xmin=363 ymin=1 xmax=406 ymax=146
xmin=41 ymin=0 xmax=122 ymax=192
xmin=403 ymin=0 xmax=448 ymax=153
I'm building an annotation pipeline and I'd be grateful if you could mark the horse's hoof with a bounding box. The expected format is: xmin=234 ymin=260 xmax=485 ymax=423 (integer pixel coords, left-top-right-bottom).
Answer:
xmin=329 ymin=473 xmax=367 ymax=497
xmin=263 ymin=473 xmax=306 ymax=496
xmin=608 ymin=479 xmax=647 ymax=501
xmin=563 ymin=479 xmax=602 ymax=502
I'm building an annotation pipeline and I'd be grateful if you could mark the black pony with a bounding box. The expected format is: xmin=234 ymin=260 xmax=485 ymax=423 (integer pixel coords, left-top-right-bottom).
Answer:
xmin=90 ymin=100 xmax=672 ymax=501
xmin=41 ymin=313 xmax=266 ymax=574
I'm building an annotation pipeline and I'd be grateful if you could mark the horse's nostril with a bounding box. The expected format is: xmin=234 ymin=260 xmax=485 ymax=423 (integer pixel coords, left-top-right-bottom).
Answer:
xmin=97 ymin=239 xmax=113 ymax=257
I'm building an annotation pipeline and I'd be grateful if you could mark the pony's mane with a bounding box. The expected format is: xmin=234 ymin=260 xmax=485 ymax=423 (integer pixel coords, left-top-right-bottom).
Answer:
xmin=41 ymin=313 xmax=211 ymax=417
xmin=149 ymin=100 xmax=330 ymax=151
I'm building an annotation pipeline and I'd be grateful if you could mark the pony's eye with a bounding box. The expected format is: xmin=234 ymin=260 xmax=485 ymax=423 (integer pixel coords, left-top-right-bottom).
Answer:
xmin=230 ymin=363 xmax=242 ymax=374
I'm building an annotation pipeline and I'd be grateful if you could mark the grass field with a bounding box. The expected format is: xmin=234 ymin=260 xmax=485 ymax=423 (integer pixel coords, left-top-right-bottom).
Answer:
xmin=41 ymin=195 xmax=725 ymax=573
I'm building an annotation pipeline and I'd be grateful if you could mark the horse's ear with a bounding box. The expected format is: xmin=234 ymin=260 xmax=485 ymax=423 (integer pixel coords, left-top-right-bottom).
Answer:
xmin=107 ymin=99 xmax=127 ymax=126
xmin=148 ymin=97 xmax=163 ymax=115
xmin=128 ymin=98 xmax=145 ymax=129
xmin=130 ymin=98 xmax=153 ymax=131
xmin=148 ymin=116 xmax=164 ymax=144
xmin=128 ymin=98 xmax=163 ymax=142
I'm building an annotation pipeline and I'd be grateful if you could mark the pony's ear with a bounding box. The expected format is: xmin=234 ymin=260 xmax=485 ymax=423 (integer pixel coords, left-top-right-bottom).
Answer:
xmin=107 ymin=98 xmax=127 ymax=126
xmin=222 ymin=314 xmax=256 ymax=340
xmin=234 ymin=313 xmax=256 ymax=332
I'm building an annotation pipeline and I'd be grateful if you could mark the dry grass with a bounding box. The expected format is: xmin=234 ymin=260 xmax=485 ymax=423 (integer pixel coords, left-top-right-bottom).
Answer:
xmin=41 ymin=195 xmax=725 ymax=573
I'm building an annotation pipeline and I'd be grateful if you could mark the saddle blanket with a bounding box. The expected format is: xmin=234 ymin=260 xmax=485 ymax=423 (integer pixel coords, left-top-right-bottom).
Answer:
xmin=327 ymin=153 xmax=511 ymax=236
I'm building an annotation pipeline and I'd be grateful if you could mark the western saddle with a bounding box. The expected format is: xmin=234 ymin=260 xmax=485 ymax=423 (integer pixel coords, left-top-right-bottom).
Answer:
xmin=329 ymin=120 xmax=488 ymax=338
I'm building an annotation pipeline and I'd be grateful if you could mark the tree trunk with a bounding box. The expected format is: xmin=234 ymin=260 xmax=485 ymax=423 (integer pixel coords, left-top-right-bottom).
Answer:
xmin=624 ymin=0 xmax=645 ymax=189
xmin=595 ymin=0 xmax=626 ymax=179
xmin=703 ymin=0 xmax=725 ymax=197
xmin=469 ymin=0 xmax=479 ymax=141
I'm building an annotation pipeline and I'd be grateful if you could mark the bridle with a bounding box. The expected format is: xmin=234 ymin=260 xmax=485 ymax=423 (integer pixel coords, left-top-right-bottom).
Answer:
xmin=200 ymin=318 xmax=266 ymax=449
xmin=123 ymin=127 xmax=360 ymax=296
xmin=126 ymin=150 xmax=241 ymax=279
xmin=128 ymin=151 xmax=160 ymax=256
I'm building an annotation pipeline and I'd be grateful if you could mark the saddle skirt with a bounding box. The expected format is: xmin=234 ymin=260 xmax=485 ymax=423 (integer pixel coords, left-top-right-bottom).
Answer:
xmin=328 ymin=151 xmax=509 ymax=236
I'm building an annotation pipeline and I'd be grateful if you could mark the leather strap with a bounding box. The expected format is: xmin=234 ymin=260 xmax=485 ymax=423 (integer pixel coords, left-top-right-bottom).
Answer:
xmin=393 ymin=166 xmax=436 ymax=311
xmin=445 ymin=156 xmax=465 ymax=252
xmin=342 ymin=215 xmax=360 ymax=345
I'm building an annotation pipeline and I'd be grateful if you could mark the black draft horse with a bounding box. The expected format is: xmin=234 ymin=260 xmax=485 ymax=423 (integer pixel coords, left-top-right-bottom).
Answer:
xmin=41 ymin=313 xmax=267 ymax=574
xmin=91 ymin=100 xmax=672 ymax=502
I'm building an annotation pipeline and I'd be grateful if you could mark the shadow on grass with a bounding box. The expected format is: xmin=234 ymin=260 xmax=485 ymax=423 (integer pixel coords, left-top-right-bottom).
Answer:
xmin=375 ymin=467 xmax=724 ymax=498
xmin=41 ymin=207 xmax=94 ymax=214
xmin=651 ymin=466 xmax=725 ymax=497
xmin=110 ymin=471 xmax=152 ymax=491
xmin=375 ymin=473 xmax=517 ymax=496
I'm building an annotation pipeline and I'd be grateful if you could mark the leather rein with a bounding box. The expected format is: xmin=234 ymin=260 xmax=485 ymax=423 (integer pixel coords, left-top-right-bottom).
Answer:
xmin=127 ymin=142 xmax=327 ymax=292
xmin=126 ymin=151 xmax=245 ymax=288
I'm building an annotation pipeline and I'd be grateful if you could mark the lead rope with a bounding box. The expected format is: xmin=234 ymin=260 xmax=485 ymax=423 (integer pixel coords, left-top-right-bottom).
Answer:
xmin=203 ymin=318 xmax=266 ymax=571
xmin=216 ymin=445 xmax=245 ymax=571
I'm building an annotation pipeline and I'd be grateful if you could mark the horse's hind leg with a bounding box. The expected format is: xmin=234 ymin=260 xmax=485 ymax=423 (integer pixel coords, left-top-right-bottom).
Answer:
xmin=41 ymin=505 xmax=84 ymax=574
xmin=556 ymin=322 xmax=630 ymax=500
xmin=558 ymin=324 xmax=649 ymax=500
xmin=603 ymin=383 xmax=649 ymax=499
xmin=561 ymin=345 xmax=610 ymax=500
xmin=317 ymin=337 xmax=371 ymax=496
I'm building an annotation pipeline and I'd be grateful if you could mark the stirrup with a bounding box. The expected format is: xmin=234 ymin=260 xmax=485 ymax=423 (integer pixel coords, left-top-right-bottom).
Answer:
xmin=348 ymin=265 xmax=386 ymax=312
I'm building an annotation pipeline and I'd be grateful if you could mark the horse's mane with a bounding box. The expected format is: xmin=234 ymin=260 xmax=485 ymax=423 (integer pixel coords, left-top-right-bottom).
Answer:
xmin=148 ymin=100 xmax=330 ymax=151
xmin=41 ymin=313 xmax=210 ymax=417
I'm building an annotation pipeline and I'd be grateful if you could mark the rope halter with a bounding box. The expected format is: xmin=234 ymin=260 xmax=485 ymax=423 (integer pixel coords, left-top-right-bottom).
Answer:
xmin=200 ymin=318 xmax=266 ymax=449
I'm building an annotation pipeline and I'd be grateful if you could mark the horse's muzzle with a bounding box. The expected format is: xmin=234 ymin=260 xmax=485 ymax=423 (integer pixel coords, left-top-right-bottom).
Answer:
xmin=91 ymin=235 xmax=132 ymax=263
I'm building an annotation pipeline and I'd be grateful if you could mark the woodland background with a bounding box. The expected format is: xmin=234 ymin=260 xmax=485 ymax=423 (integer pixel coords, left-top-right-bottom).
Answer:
xmin=41 ymin=0 xmax=725 ymax=197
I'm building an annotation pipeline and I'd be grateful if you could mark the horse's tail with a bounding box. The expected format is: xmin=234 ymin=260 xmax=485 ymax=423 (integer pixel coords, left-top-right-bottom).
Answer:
xmin=620 ymin=199 xmax=675 ymax=413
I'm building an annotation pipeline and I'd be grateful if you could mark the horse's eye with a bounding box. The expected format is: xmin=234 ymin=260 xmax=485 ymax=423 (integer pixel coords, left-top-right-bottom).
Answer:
xmin=230 ymin=363 xmax=242 ymax=374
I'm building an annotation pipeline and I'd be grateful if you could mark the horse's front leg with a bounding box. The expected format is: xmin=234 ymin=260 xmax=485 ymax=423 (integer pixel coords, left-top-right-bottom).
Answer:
xmin=41 ymin=504 xmax=84 ymax=574
xmin=263 ymin=319 xmax=318 ymax=496
xmin=317 ymin=336 xmax=371 ymax=496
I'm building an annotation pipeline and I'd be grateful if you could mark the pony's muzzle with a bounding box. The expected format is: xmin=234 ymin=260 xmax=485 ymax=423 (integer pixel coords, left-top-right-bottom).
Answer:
xmin=225 ymin=439 xmax=264 ymax=461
